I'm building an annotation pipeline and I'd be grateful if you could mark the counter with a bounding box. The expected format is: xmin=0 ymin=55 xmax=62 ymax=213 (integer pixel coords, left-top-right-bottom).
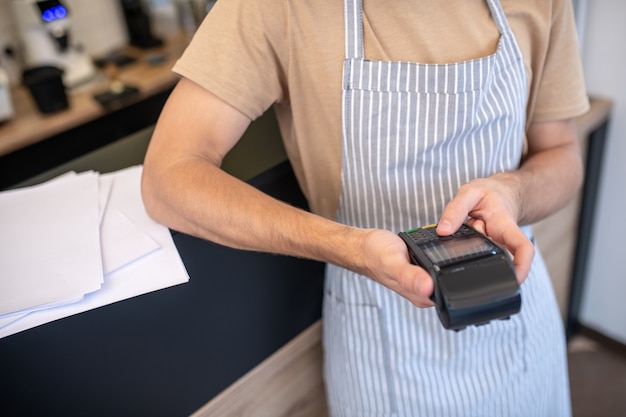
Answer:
xmin=0 ymin=159 xmax=325 ymax=417
xmin=0 ymin=33 xmax=188 ymax=189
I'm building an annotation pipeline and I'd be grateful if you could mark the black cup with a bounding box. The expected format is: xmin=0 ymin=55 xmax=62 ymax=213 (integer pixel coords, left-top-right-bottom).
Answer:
xmin=22 ymin=66 xmax=69 ymax=114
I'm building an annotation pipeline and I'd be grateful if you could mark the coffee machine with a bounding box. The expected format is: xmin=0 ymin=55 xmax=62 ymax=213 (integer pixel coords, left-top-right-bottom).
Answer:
xmin=11 ymin=0 xmax=96 ymax=87
xmin=119 ymin=0 xmax=163 ymax=49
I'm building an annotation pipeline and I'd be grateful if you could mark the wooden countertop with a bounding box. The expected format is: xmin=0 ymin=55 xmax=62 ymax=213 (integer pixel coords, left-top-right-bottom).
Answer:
xmin=0 ymin=33 xmax=190 ymax=157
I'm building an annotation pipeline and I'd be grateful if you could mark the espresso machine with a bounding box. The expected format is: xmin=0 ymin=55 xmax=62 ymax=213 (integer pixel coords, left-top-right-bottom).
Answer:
xmin=11 ymin=0 xmax=96 ymax=87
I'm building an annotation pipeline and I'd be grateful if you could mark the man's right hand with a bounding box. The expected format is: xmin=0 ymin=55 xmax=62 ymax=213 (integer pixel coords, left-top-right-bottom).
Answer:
xmin=357 ymin=228 xmax=435 ymax=308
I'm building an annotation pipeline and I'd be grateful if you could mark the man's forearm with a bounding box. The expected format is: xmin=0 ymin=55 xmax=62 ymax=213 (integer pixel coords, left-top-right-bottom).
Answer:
xmin=141 ymin=156 xmax=369 ymax=271
xmin=509 ymin=121 xmax=583 ymax=225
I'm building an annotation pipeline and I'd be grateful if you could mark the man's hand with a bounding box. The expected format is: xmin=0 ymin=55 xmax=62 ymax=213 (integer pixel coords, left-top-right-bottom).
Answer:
xmin=435 ymin=119 xmax=583 ymax=285
xmin=436 ymin=174 xmax=535 ymax=284
xmin=358 ymin=229 xmax=435 ymax=308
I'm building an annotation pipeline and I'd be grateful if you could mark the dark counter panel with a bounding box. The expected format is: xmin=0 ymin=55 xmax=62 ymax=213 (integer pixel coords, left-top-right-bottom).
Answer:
xmin=0 ymin=162 xmax=325 ymax=417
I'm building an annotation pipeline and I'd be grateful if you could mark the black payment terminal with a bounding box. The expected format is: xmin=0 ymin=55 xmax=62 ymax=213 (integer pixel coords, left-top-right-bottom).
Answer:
xmin=398 ymin=223 xmax=521 ymax=331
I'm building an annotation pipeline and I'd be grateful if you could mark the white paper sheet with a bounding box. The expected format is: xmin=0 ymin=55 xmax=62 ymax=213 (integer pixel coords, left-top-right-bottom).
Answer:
xmin=0 ymin=166 xmax=190 ymax=338
xmin=98 ymin=174 xmax=114 ymax=224
xmin=0 ymin=171 xmax=103 ymax=316
xmin=100 ymin=207 xmax=160 ymax=275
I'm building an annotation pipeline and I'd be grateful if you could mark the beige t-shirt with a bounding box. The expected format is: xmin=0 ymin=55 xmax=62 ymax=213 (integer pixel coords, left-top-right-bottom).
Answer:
xmin=173 ymin=0 xmax=589 ymax=219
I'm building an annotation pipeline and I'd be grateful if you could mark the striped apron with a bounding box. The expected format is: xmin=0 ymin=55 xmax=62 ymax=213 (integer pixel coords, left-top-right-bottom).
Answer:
xmin=322 ymin=0 xmax=571 ymax=416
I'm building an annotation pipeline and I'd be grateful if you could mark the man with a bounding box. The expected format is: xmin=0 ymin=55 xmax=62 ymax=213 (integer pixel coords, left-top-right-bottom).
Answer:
xmin=142 ymin=0 xmax=588 ymax=415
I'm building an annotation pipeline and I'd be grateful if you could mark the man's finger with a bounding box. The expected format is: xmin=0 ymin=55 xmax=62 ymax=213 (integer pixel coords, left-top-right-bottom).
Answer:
xmin=437 ymin=187 xmax=481 ymax=235
xmin=500 ymin=228 xmax=535 ymax=283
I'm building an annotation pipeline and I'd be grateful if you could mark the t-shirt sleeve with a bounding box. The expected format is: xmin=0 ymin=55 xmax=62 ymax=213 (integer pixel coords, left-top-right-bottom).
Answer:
xmin=530 ymin=0 xmax=589 ymax=122
xmin=172 ymin=0 xmax=288 ymax=120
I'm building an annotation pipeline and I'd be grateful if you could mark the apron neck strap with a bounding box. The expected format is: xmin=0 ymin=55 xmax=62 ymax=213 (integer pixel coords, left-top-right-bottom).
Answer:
xmin=344 ymin=0 xmax=364 ymax=59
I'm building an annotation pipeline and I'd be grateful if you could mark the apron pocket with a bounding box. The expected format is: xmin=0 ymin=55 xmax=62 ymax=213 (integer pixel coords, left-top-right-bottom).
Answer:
xmin=323 ymin=295 xmax=398 ymax=417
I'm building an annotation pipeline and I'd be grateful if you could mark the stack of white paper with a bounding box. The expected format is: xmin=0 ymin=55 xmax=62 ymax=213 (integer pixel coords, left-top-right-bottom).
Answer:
xmin=0 ymin=166 xmax=190 ymax=338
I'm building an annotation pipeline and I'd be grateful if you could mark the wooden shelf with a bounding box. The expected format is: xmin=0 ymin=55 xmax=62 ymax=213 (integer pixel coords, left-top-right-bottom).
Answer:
xmin=0 ymin=32 xmax=189 ymax=157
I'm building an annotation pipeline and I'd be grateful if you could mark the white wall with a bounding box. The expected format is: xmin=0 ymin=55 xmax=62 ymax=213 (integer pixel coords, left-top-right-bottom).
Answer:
xmin=579 ymin=0 xmax=626 ymax=344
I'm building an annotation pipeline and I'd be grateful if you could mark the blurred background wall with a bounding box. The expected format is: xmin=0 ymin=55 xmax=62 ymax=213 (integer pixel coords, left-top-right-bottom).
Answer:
xmin=578 ymin=0 xmax=626 ymax=345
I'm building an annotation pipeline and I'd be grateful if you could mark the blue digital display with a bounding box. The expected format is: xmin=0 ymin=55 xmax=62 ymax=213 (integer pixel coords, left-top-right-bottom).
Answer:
xmin=36 ymin=1 xmax=69 ymax=22
xmin=41 ymin=5 xmax=68 ymax=22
